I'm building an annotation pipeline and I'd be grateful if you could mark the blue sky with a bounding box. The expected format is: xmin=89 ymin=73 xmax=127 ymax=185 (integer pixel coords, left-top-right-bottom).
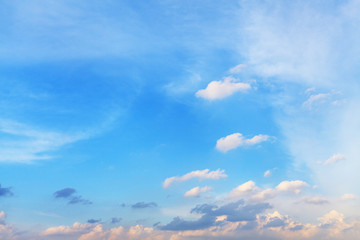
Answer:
xmin=1 ymin=0 xmax=360 ymax=239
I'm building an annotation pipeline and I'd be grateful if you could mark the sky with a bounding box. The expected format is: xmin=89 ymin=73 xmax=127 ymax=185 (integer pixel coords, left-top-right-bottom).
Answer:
xmin=1 ymin=0 xmax=360 ymax=239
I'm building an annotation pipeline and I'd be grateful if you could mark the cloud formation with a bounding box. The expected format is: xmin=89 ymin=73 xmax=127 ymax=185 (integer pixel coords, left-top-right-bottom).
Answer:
xmin=160 ymin=200 xmax=271 ymax=231
xmin=0 ymin=119 xmax=93 ymax=163
xmin=131 ymin=202 xmax=157 ymax=209
xmin=323 ymin=154 xmax=346 ymax=166
xmin=53 ymin=188 xmax=92 ymax=205
xmin=0 ymin=184 xmax=13 ymax=197
xmin=163 ymin=169 xmax=227 ymax=188
xmin=229 ymin=180 xmax=309 ymax=202
xmin=216 ymin=133 xmax=270 ymax=152
xmin=195 ymin=76 xmax=250 ymax=100
xmin=184 ymin=186 xmax=212 ymax=198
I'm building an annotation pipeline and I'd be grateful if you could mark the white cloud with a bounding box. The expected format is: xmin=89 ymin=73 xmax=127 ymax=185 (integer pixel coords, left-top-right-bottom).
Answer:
xmin=252 ymin=180 xmax=308 ymax=201
xmin=163 ymin=169 xmax=227 ymax=188
xmin=340 ymin=193 xmax=356 ymax=201
xmin=228 ymin=64 xmax=246 ymax=74
xmin=302 ymin=93 xmax=331 ymax=109
xmin=0 ymin=119 xmax=93 ymax=163
xmin=275 ymin=180 xmax=309 ymax=194
xmin=216 ymin=133 xmax=270 ymax=152
xmin=195 ymin=76 xmax=250 ymax=100
xmin=228 ymin=180 xmax=258 ymax=198
xmin=264 ymin=170 xmax=271 ymax=177
xmin=184 ymin=186 xmax=213 ymax=198
xmin=323 ymin=154 xmax=346 ymax=166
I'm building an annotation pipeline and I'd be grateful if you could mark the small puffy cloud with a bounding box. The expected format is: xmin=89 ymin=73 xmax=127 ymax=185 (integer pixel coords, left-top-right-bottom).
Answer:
xmin=41 ymin=222 xmax=94 ymax=236
xmin=53 ymin=188 xmax=92 ymax=205
xmin=340 ymin=193 xmax=356 ymax=201
xmin=275 ymin=180 xmax=309 ymax=194
xmin=111 ymin=218 xmax=122 ymax=224
xmin=264 ymin=170 xmax=271 ymax=177
xmin=87 ymin=219 xmax=101 ymax=224
xmin=228 ymin=64 xmax=247 ymax=74
xmin=195 ymin=76 xmax=251 ymax=100
xmin=252 ymin=189 xmax=277 ymax=202
xmin=216 ymin=133 xmax=270 ymax=152
xmin=163 ymin=169 xmax=227 ymax=188
xmin=298 ymin=196 xmax=329 ymax=205
xmin=323 ymin=154 xmax=346 ymax=166
xmin=0 ymin=184 xmax=13 ymax=197
xmin=228 ymin=180 xmax=258 ymax=198
xmin=184 ymin=186 xmax=212 ymax=198
xmin=252 ymin=180 xmax=308 ymax=201
xmin=53 ymin=188 xmax=76 ymax=198
xmin=131 ymin=202 xmax=157 ymax=209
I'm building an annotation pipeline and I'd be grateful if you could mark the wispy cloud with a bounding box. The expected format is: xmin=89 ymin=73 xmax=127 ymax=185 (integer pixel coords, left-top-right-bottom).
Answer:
xmin=0 ymin=118 xmax=112 ymax=163
xmin=163 ymin=169 xmax=227 ymax=188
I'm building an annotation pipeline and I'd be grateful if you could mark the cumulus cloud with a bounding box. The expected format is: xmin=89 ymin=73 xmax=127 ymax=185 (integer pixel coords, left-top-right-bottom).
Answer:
xmin=184 ymin=186 xmax=212 ymax=198
xmin=275 ymin=180 xmax=309 ymax=194
xmin=216 ymin=133 xmax=270 ymax=152
xmin=53 ymin=188 xmax=92 ymax=205
xmin=195 ymin=76 xmax=250 ymax=100
xmin=131 ymin=202 xmax=157 ymax=209
xmin=0 ymin=184 xmax=13 ymax=197
xmin=229 ymin=180 xmax=309 ymax=202
xmin=228 ymin=180 xmax=258 ymax=198
xmin=163 ymin=169 xmax=227 ymax=188
xmin=322 ymin=154 xmax=346 ymax=166
xmin=160 ymin=200 xmax=271 ymax=231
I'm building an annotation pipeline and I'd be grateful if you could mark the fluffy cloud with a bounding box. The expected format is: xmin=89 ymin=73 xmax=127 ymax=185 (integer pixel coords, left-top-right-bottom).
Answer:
xmin=216 ymin=133 xmax=270 ymax=152
xmin=163 ymin=169 xmax=227 ymax=188
xmin=195 ymin=77 xmax=250 ymax=100
xmin=160 ymin=200 xmax=271 ymax=231
xmin=184 ymin=186 xmax=212 ymax=198
xmin=53 ymin=188 xmax=92 ymax=205
xmin=275 ymin=180 xmax=309 ymax=194
xmin=228 ymin=181 xmax=258 ymax=198
xmin=229 ymin=180 xmax=308 ymax=202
